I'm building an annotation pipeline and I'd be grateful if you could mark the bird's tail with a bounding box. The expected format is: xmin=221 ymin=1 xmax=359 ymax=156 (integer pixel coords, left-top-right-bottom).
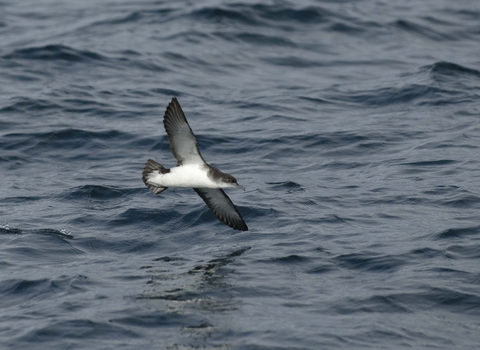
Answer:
xmin=142 ymin=159 xmax=169 ymax=195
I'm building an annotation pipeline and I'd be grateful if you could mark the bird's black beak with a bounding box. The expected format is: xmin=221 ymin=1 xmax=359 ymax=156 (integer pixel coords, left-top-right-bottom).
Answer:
xmin=235 ymin=183 xmax=245 ymax=191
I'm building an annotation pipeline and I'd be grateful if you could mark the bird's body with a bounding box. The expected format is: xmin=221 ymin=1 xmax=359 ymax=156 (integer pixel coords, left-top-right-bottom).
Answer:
xmin=144 ymin=163 xmax=231 ymax=189
xmin=142 ymin=98 xmax=248 ymax=231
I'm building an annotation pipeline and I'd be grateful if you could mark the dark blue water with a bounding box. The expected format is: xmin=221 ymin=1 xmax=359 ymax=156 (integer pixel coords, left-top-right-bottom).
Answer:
xmin=2 ymin=1 xmax=480 ymax=348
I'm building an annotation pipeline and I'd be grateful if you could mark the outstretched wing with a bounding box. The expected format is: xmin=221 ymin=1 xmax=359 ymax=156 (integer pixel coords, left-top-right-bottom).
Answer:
xmin=163 ymin=98 xmax=206 ymax=165
xmin=194 ymin=188 xmax=248 ymax=231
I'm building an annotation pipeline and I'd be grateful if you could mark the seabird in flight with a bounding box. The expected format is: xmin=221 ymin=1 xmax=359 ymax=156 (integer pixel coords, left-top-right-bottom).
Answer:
xmin=142 ymin=98 xmax=248 ymax=231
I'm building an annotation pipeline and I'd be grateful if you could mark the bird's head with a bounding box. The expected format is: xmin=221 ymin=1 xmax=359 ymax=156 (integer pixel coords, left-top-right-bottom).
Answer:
xmin=221 ymin=173 xmax=245 ymax=191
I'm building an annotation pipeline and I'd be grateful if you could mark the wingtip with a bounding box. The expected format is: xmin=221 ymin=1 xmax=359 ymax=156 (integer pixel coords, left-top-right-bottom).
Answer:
xmin=170 ymin=97 xmax=179 ymax=108
xmin=164 ymin=97 xmax=183 ymax=119
xmin=237 ymin=223 xmax=249 ymax=231
xmin=227 ymin=220 xmax=248 ymax=231
xmin=226 ymin=212 xmax=249 ymax=231
xmin=165 ymin=97 xmax=179 ymax=113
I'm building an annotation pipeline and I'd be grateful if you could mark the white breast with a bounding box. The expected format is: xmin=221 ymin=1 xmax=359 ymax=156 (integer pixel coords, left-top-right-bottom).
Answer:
xmin=146 ymin=164 xmax=219 ymax=188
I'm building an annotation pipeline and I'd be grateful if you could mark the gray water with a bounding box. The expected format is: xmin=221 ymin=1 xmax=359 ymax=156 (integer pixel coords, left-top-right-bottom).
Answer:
xmin=1 ymin=0 xmax=480 ymax=349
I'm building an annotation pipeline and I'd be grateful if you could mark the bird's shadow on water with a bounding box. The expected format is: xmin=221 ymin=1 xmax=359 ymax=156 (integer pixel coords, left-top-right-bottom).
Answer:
xmin=139 ymin=245 xmax=251 ymax=304
xmin=126 ymin=246 xmax=251 ymax=346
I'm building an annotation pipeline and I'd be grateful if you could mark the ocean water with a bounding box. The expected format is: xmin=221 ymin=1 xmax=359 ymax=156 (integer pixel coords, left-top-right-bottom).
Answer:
xmin=1 ymin=0 xmax=480 ymax=348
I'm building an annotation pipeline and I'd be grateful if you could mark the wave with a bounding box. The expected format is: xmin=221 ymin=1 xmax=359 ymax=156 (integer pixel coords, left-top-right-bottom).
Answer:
xmin=2 ymin=44 xmax=168 ymax=75
xmin=3 ymin=44 xmax=106 ymax=62
xmin=307 ymin=61 xmax=480 ymax=107
xmin=0 ymin=128 xmax=132 ymax=160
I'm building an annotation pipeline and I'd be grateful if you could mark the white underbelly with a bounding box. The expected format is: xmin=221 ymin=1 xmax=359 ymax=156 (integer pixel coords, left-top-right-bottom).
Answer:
xmin=147 ymin=164 xmax=218 ymax=188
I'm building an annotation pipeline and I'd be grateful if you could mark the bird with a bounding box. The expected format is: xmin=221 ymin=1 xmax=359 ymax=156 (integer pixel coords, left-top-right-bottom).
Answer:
xmin=142 ymin=97 xmax=248 ymax=231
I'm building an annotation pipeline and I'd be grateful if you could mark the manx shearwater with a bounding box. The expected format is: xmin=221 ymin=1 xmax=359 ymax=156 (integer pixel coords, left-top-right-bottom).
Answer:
xmin=142 ymin=98 xmax=248 ymax=231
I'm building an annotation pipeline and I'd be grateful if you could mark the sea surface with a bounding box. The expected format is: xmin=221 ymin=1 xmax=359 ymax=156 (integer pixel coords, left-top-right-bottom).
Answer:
xmin=1 ymin=0 xmax=480 ymax=349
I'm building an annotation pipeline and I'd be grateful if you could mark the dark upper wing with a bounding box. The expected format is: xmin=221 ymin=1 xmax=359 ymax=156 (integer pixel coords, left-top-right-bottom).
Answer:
xmin=194 ymin=188 xmax=248 ymax=231
xmin=163 ymin=98 xmax=206 ymax=165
